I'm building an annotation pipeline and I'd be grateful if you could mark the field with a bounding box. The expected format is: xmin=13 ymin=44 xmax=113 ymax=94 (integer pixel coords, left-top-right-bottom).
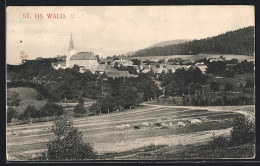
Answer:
xmin=128 ymin=54 xmax=254 ymax=62
xmin=7 ymin=87 xmax=47 ymax=114
xmin=6 ymin=103 xmax=255 ymax=160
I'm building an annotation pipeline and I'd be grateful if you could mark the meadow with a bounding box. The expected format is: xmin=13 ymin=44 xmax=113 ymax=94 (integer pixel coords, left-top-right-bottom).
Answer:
xmin=6 ymin=103 xmax=254 ymax=160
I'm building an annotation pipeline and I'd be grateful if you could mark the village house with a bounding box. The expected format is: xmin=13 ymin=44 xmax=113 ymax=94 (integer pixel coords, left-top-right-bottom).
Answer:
xmin=52 ymin=61 xmax=66 ymax=70
xmin=104 ymin=70 xmax=138 ymax=79
xmin=195 ymin=62 xmax=207 ymax=74
xmin=209 ymin=57 xmax=224 ymax=62
xmin=140 ymin=64 xmax=151 ymax=70
xmin=111 ymin=58 xmax=133 ymax=66
xmin=95 ymin=64 xmax=118 ymax=74
xmin=141 ymin=68 xmax=152 ymax=73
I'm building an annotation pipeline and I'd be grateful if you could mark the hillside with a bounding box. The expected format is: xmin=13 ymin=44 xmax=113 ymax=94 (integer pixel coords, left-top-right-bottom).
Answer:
xmin=147 ymin=39 xmax=190 ymax=48
xmin=132 ymin=26 xmax=254 ymax=57
xmin=124 ymin=39 xmax=190 ymax=56
xmin=7 ymin=87 xmax=47 ymax=113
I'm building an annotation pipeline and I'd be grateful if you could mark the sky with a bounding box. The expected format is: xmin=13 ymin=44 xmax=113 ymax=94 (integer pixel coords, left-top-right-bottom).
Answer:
xmin=6 ymin=6 xmax=254 ymax=64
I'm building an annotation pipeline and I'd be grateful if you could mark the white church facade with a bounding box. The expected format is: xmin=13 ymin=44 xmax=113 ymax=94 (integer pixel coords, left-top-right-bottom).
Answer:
xmin=53 ymin=34 xmax=98 ymax=73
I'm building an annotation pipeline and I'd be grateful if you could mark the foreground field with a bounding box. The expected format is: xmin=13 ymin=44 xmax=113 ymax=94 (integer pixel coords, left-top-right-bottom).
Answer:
xmin=6 ymin=104 xmax=255 ymax=160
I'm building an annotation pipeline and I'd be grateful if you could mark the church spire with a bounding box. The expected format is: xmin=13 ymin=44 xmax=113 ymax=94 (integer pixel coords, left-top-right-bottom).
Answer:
xmin=69 ymin=33 xmax=74 ymax=50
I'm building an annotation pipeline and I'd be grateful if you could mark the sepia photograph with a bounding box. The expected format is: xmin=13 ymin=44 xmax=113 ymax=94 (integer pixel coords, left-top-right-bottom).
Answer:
xmin=6 ymin=6 xmax=255 ymax=161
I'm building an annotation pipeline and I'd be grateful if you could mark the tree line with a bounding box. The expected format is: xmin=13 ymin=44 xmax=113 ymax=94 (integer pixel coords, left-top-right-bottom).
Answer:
xmin=90 ymin=74 xmax=161 ymax=114
xmin=157 ymin=59 xmax=254 ymax=106
xmin=7 ymin=58 xmax=162 ymax=115
xmin=7 ymin=102 xmax=64 ymax=123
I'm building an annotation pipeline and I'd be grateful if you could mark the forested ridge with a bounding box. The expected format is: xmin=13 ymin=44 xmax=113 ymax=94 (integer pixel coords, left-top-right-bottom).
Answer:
xmin=132 ymin=26 xmax=254 ymax=57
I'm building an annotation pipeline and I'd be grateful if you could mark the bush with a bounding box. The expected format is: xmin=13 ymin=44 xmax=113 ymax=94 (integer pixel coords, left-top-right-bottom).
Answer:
xmin=224 ymin=69 xmax=235 ymax=78
xmin=41 ymin=102 xmax=64 ymax=117
xmin=7 ymin=107 xmax=18 ymax=123
xmin=46 ymin=115 xmax=97 ymax=160
xmin=225 ymin=83 xmax=234 ymax=91
xmin=7 ymin=91 xmax=21 ymax=106
xmin=36 ymin=92 xmax=44 ymax=100
xmin=209 ymin=135 xmax=229 ymax=149
xmin=89 ymin=102 xmax=101 ymax=115
xmin=210 ymin=82 xmax=220 ymax=91
xmin=230 ymin=115 xmax=255 ymax=146
xmin=20 ymin=105 xmax=39 ymax=120
xmin=73 ymin=103 xmax=87 ymax=117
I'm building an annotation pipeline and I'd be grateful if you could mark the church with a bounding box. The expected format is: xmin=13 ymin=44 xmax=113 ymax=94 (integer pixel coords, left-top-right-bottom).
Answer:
xmin=53 ymin=34 xmax=98 ymax=73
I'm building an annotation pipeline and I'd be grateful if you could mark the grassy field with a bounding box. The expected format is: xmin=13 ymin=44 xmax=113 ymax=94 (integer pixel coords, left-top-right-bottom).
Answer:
xmin=6 ymin=104 xmax=255 ymax=160
xmin=7 ymin=87 xmax=47 ymax=114
xmin=102 ymin=142 xmax=254 ymax=160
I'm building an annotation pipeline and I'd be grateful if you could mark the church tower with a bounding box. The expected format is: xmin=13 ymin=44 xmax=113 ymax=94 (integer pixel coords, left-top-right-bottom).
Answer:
xmin=66 ymin=33 xmax=77 ymax=67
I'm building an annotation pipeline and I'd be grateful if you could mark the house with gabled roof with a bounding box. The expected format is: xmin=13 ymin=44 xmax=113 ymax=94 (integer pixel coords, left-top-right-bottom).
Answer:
xmin=104 ymin=70 xmax=138 ymax=79
xmin=96 ymin=64 xmax=118 ymax=74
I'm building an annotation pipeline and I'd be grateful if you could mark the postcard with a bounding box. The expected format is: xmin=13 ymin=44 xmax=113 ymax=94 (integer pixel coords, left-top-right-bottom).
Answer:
xmin=6 ymin=6 xmax=255 ymax=161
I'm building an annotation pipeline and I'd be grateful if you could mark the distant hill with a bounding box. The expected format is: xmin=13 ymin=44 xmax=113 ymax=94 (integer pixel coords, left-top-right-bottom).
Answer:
xmin=123 ymin=51 xmax=135 ymax=56
xmin=124 ymin=39 xmax=190 ymax=56
xmin=147 ymin=39 xmax=191 ymax=48
xmin=132 ymin=26 xmax=254 ymax=57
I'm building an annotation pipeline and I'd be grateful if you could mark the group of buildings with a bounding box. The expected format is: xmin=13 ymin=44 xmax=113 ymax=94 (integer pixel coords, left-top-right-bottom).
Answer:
xmin=52 ymin=34 xmax=209 ymax=79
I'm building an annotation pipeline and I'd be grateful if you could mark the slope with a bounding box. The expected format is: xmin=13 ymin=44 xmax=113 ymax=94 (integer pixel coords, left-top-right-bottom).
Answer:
xmin=132 ymin=26 xmax=254 ymax=57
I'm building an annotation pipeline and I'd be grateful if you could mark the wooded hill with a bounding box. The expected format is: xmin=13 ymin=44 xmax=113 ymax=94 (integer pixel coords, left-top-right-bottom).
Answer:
xmin=132 ymin=26 xmax=254 ymax=57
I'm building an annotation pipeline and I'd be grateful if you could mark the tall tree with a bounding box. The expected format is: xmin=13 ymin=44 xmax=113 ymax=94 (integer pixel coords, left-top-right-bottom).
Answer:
xmin=7 ymin=92 xmax=21 ymax=106
xmin=7 ymin=107 xmax=18 ymax=123
xmin=73 ymin=99 xmax=87 ymax=117
xmin=46 ymin=115 xmax=97 ymax=160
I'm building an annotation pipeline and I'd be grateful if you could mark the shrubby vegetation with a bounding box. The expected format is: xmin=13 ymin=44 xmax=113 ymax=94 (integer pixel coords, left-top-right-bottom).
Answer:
xmin=209 ymin=115 xmax=255 ymax=149
xmin=206 ymin=60 xmax=254 ymax=76
xmin=157 ymin=58 xmax=254 ymax=106
xmin=7 ymin=58 xmax=99 ymax=101
xmin=7 ymin=91 xmax=21 ymax=106
xmin=19 ymin=105 xmax=39 ymax=120
xmin=7 ymin=58 xmax=162 ymax=113
xmin=7 ymin=107 xmax=18 ymax=123
xmin=230 ymin=115 xmax=255 ymax=145
xmin=40 ymin=102 xmax=64 ymax=117
xmin=41 ymin=115 xmax=97 ymax=160
xmin=210 ymin=82 xmax=220 ymax=91
xmin=161 ymin=67 xmax=208 ymax=96
xmin=7 ymin=102 xmax=65 ymax=123
xmin=91 ymin=75 xmax=160 ymax=113
xmin=73 ymin=99 xmax=87 ymax=117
